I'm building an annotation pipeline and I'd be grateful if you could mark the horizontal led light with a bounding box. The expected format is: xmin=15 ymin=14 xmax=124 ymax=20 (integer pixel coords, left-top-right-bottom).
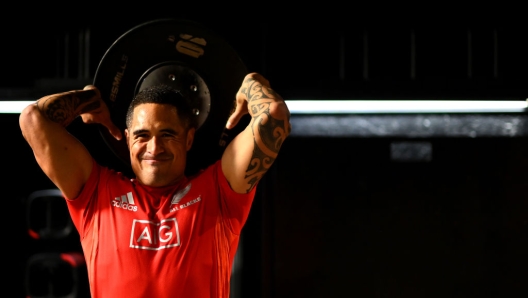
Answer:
xmin=0 ymin=101 xmax=34 ymax=113
xmin=1 ymin=100 xmax=528 ymax=114
xmin=286 ymin=100 xmax=528 ymax=114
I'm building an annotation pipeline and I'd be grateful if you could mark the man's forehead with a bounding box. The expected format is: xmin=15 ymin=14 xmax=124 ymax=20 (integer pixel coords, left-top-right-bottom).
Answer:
xmin=130 ymin=104 xmax=184 ymax=126
xmin=132 ymin=103 xmax=179 ymax=116
xmin=132 ymin=102 xmax=177 ymax=111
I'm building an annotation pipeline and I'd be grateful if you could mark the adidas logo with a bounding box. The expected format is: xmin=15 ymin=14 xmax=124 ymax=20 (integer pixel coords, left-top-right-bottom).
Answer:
xmin=112 ymin=192 xmax=138 ymax=212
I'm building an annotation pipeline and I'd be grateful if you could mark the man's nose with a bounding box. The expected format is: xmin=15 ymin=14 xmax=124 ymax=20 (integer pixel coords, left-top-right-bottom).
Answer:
xmin=146 ymin=136 xmax=164 ymax=154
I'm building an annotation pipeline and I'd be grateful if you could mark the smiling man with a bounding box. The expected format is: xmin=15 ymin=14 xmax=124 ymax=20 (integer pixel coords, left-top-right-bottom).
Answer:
xmin=125 ymin=86 xmax=196 ymax=187
xmin=19 ymin=72 xmax=291 ymax=298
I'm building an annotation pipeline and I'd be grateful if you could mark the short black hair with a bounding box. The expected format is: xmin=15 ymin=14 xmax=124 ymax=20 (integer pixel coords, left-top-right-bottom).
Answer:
xmin=126 ymin=84 xmax=198 ymax=130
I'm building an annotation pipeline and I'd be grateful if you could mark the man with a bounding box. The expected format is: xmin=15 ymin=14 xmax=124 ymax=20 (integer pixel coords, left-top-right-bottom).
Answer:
xmin=19 ymin=72 xmax=291 ymax=297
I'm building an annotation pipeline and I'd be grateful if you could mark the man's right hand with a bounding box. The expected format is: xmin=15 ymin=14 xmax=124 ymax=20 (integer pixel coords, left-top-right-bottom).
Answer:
xmin=80 ymin=85 xmax=122 ymax=141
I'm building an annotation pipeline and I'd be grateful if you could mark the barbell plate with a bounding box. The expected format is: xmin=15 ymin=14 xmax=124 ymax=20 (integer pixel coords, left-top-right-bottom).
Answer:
xmin=93 ymin=18 xmax=248 ymax=175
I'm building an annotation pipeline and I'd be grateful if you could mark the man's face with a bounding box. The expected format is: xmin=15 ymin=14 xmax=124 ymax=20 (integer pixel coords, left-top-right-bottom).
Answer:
xmin=125 ymin=103 xmax=195 ymax=187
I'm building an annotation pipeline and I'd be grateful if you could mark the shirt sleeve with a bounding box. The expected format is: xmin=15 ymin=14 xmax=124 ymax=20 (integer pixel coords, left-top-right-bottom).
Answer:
xmin=65 ymin=158 xmax=103 ymax=239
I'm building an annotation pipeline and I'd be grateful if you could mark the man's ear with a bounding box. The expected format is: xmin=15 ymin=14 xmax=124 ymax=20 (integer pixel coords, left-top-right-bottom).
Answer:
xmin=186 ymin=128 xmax=195 ymax=151
xmin=124 ymin=129 xmax=130 ymax=149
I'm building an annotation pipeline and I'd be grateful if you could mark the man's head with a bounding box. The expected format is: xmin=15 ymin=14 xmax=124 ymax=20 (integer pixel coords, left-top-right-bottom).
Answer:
xmin=124 ymin=85 xmax=197 ymax=187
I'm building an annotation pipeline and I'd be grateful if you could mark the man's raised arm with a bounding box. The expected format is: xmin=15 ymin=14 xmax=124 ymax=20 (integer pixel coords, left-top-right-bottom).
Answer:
xmin=19 ymin=85 xmax=122 ymax=199
xmin=222 ymin=72 xmax=291 ymax=194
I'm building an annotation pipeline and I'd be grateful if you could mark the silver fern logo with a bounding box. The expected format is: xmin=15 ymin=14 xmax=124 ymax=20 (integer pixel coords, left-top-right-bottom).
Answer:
xmin=171 ymin=183 xmax=191 ymax=205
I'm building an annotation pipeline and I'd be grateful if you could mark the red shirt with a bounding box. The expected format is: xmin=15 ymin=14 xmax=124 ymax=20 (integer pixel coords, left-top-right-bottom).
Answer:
xmin=66 ymin=159 xmax=256 ymax=298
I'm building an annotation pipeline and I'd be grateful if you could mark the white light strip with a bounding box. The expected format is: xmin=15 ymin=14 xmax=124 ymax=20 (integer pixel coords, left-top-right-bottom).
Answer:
xmin=286 ymin=100 xmax=528 ymax=114
xmin=0 ymin=101 xmax=34 ymax=113
xmin=0 ymin=100 xmax=527 ymax=114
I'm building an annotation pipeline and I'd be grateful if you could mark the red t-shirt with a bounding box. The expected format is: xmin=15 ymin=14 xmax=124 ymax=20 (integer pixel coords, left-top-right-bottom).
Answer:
xmin=66 ymin=159 xmax=256 ymax=298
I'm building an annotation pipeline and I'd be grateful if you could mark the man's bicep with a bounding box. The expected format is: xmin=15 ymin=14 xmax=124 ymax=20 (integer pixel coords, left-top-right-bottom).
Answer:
xmin=21 ymin=105 xmax=93 ymax=200
xmin=37 ymin=130 xmax=93 ymax=200
xmin=221 ymin=126 xmax=256 ymax=194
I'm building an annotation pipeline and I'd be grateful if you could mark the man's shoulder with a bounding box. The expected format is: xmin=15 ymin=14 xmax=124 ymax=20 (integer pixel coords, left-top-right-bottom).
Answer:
xmin=188 ymin=160 xmax=222 ymax=181
xmin=93 ymin=161 xmax=133 ymax=183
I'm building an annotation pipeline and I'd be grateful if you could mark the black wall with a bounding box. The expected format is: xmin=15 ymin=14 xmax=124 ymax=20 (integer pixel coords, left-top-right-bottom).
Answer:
xmin=255 ymin=136 xmax=528 ymax=297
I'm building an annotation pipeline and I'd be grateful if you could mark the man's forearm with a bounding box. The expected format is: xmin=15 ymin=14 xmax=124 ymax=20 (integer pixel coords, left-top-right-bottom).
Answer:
xmin=239 ymin=74 xmax=291 ymax=189
xmin=36 ymin=89 xmax=101 ymax=127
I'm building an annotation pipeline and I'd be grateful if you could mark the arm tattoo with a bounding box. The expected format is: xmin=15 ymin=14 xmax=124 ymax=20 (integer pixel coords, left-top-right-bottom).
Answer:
xmin=242 ymin=77 xmax=288 ymax=192
xmin=41 ymin=90 xmax=100 ymax=126
xmin=245 ymin=139 xmax=274 ymax=192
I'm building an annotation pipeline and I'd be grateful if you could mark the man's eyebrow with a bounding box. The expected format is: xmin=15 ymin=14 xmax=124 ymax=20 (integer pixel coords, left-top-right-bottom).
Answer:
xmin=132 ymin=128 xmax=178 ymax=136
xmin=160 ymin=128 xmax=178 ymax=135
xmin=132 ymin=129 xmax=149 ymax=136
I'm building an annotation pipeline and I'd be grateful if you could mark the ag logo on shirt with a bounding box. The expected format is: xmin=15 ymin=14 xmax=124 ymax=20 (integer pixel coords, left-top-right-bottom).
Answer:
xmin=130 ymin=218 xmax=181 ymax=250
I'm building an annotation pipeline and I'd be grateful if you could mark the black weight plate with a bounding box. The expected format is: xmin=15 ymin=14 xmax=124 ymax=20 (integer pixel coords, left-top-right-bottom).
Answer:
xmin=93 ymin=18 xmax=248 ymax=176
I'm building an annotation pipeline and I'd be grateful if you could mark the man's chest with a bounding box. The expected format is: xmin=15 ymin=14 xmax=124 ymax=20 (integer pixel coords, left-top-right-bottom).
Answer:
xmin=98 ymin=185 xmax=217 ymax=251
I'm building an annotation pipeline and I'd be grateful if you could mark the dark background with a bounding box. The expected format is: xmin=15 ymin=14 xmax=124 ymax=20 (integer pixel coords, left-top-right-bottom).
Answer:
xmin=4 ymin=8 xmax=528 ymax=298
